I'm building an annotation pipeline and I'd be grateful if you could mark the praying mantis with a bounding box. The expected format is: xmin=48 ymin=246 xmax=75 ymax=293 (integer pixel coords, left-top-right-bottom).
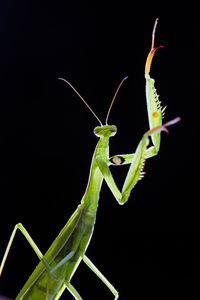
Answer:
xmin=0 ymin=19 xmax=180 ymax=299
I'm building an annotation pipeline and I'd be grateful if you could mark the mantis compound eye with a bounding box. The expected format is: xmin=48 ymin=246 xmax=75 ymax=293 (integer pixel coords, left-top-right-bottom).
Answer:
xmin=110 ymin=127 xmax=117 ymax=136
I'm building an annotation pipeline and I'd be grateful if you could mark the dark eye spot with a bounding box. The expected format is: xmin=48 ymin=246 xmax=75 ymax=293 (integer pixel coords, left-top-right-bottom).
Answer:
xmin=110 ymin=156 xmax=125 ymax=165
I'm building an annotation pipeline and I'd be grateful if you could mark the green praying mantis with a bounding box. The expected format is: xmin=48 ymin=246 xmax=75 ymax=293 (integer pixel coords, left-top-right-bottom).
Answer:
xmin=0 ymin=19 xmax=180 ymax=299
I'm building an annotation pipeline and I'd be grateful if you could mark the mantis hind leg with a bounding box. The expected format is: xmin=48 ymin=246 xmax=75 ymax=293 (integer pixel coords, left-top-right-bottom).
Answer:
xmin=65 ymin=255 xmax=119 ymax=299
xmin=83 ymin=255 xmax=119 ymax=299
xmin=0 ymin=223 xmax=56 ymax=279
xmin=66 ymin=282 xmax=82 ymax=300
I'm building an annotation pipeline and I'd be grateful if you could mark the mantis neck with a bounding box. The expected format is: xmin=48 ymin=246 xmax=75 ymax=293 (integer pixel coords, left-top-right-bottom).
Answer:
xmin=81 ymin=136 xmax=110 ymax=214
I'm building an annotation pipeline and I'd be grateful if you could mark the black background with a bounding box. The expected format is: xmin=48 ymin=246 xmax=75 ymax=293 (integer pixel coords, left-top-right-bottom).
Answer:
xmin=0 ymin=2 xmax=199 ymax=300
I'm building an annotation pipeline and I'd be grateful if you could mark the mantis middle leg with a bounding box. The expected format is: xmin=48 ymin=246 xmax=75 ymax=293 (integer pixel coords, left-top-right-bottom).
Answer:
xmin=0 ymin=223 xmax=56 ymax=279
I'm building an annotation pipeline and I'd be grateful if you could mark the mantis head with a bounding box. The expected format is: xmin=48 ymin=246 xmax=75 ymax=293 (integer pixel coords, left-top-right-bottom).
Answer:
xmin=94 ymin=125 xmax=117 ymax=138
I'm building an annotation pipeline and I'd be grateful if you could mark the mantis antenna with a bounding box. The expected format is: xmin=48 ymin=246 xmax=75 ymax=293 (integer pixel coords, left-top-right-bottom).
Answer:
xmin=58 ymin=78 xmax=103 ymax=126
xmin=105 ymin=76 xmax=128 ymax=125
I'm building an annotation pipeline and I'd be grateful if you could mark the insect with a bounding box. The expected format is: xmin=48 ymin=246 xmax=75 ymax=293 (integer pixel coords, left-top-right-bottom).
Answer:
xmin=0 ymin=19 xmax=180 ymax=299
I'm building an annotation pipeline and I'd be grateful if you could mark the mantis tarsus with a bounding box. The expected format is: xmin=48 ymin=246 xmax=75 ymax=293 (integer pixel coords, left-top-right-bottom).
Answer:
xmin=0 ymin=19 xmax=180 ymax=299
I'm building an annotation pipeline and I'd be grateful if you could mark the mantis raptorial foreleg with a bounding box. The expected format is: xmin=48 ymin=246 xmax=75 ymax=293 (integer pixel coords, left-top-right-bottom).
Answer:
xmin=145 ymin=18 xmax=165 ymax=155
xmin=109 ymin=19 xmax=165 ymax=169
xmin=98 ymin=118 xmax=180 ymax=205
xmin=109 ymin=143 xmax=161 ymax=166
